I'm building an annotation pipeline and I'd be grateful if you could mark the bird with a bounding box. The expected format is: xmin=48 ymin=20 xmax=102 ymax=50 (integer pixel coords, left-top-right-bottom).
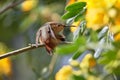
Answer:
xmin=36 ymin=22 xmax=67 ymax=55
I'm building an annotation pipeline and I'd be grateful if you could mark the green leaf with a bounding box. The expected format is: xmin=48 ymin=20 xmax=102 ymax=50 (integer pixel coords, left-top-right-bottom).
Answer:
xmin=66 ymin=2 xmax=86 ymax=11
xmin=72 ymin=50 xmax=82 ymax=60
xmin=74 ymin=13 xmax=85 ymax=22
xmin=113 ymin=41 xmax=120 ymax=49
xmin=74 ymin=36 xmax=86 ymax=45
xmin=90 ymin=31 xmax=98 ymax=42
xmin=98 ymin=50 xmax=117 ymax=65
xmin=55 ymin=44 xmax=79 ymax=54
xmin=62 ymin=2 xmax=86 ymax=20
xmin=72 ymin=50 xmax=92 ymax=60
xmin=62 ymin=10 xmax=80 ymax=19
xmin=113 ymin=66 xmax=120 ymax=75
xmin=74 ymin=8 xmax=86 ymax=22
xmin=55 ymin=37 xmax=86 ymax=54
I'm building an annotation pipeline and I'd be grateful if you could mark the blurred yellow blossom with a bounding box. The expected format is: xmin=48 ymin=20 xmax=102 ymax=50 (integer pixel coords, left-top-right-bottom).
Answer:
xmin=80 ymin=53 xmax=94 ymax=69
xmin=89 ymin=57 xmax=96 ymax=68
xmin=114 ymin=32 xmax=120 ymax=41
xmin=86 ymin=8 xmax=109 ymax=30
xmin=21 ymin=0 xmax=37 ymax=12
xmin=69 ymin=60 xmax=79 ymax=67
xmin=115 ymin=0 xmax=120 ymax=9
xmin=0 ymin=43 xmax=12 ymax=76
xmin=55 ymin=54 xmax=97 ymax=80
xmin=0 ymin=58 xmax=11 ymax=75
xmin=108 ymin=8 xmax=117 ymax=18
xmin=73 ymin=70 xmax=82 ymax=76
xmin=104 ymin=0 xmax=116 ymax=8
xmin=68 ymin=0 xmax=120 ymax=32
xmin=87 ymin=75 xmax=101 ymax=80
xmin=55 ymin=65 xmax=72 ymax=80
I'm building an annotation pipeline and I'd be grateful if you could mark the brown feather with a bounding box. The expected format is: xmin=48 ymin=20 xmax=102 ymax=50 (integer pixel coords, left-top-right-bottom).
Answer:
xmin=36 ymin=22 xmax=65 ymax=55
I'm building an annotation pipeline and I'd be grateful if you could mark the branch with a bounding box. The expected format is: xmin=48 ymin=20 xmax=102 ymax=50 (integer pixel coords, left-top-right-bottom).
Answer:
xmin=0 ymin=0 xmax=24 ymax=14
xmin=0 ymin=44 xmax=44 ymax=60
xmin=0 ymin=42 xmax=72 ymax=60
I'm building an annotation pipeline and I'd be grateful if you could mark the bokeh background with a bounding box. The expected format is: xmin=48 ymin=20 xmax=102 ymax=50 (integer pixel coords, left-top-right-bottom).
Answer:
xmin=1 ymin=0 xmax=120 ymax=80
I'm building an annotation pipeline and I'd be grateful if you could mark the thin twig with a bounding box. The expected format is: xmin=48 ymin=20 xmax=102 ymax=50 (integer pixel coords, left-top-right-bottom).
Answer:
xmin=0 ymin=42 xmax=72 ymax=60
xmin=0 ymin=44 xmax=44 ymax=60
xmin=0 ymin=0 xmax=24 ymax=14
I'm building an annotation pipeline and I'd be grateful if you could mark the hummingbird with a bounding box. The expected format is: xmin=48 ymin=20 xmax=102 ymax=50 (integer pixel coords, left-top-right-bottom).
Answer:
xmin=36 ymin=22 xmax=67 ymax=55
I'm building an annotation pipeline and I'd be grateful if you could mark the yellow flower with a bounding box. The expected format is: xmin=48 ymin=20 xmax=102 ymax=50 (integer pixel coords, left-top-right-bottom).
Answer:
xmin=21 ymin=0 xmax=37 ymax=12
xmin=87 ymin=0 xmax=106 ymax=8
xmin=108 ymin=8 xmax=117 ymax=18
xmin=80 ymin=54 xmax=96 ymax=69
xmin=80 ymin=54 xmax=90 ymax=69
xmin=73 ymin=70 xmax=82 ymax=76
xmin=115 ymin=0 xmax=120 ymax=9
xmin=104 ymin=0 xmax=116 ymax=8
xmin=87 ymin=75 xmax=101 ymax=80
xmin=86 ymin=8 xmax=109 ymax=30
xmin=114 ymin=32 xmax=120 ymax=41
xmin=69 ymin=60 xmax=79 ymax=67
xmin=115 ymin=17 xmax=120 ymax=25
xmin=75 ymin=0 xmax=120 ymax=32
xmin=111 ymin=13 xmax=120 ymax=32
xmin=0 ymin=58 xmax=11 ymax=75
xmin=0 ymin=43 xmax=12 ymax=76
xmin=115 ymin=14 xmax=120 ymax=30
xmin=55 ymin=65 xmax=72 ymax=80
xmin=89 ymin=57 xmax=96 ymax=68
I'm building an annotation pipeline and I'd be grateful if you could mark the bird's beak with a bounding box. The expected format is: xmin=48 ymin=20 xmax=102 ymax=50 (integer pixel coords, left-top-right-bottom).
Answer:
xmin=64 ymin=25 xmax=76 ymax=27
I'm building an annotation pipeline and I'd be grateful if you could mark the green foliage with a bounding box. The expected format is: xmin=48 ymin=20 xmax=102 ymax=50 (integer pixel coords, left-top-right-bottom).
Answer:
xmin=56 ymin=37 xmax=86 ymax=55
xmin=62 ymin=2 xmax=86 ymax=21
xmin=65 ymin=2 xmax=86 ymax=11
xmin=74 ymin=11 xmax=85 ymax=22
xmin=98 ymin=50 xmax=117 ymax=65
xmin=62 ymin=11 xmax=80 ymax=19
xmin=72 ymin=50 xmax=82 ymax=60
xmin=56 ymin=44 xmax=79 ymax=54
xmin=113 ymin=41 xmax=120 ymax=49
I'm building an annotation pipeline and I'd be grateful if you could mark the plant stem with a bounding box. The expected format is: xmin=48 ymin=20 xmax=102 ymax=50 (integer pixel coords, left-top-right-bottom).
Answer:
xmin=0 ymin=44 xmax=44 ymax=60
